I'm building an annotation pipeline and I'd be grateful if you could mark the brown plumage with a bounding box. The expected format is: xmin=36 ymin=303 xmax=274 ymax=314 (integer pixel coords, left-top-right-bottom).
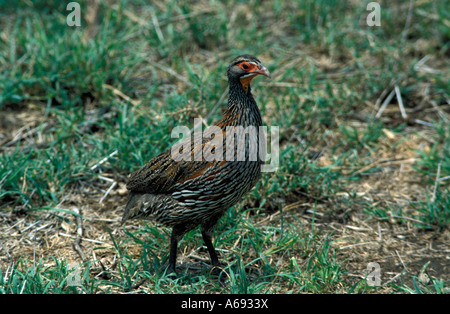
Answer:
xmin=122 ymin=55 xmax=270 ymax=274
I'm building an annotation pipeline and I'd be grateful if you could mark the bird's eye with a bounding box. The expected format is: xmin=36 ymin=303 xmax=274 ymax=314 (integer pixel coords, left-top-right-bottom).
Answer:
xmin=242 ymin=63 xmax=249 ymax=69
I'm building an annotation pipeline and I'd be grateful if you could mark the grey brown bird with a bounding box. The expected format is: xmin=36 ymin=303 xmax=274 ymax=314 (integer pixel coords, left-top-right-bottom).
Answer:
xmin=122 ymin=55 xmax=270 ymax=274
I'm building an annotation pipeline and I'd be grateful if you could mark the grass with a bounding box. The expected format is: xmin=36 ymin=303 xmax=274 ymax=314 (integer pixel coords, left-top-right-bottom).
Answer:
xmin=0 ymin=0 xmax=449 ymax=294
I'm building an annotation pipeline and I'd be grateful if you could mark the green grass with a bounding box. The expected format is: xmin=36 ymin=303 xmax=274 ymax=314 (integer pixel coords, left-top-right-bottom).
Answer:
xmin=0 ymin=257 xmax=94 ymax=294
xmin=1 ymin=0 xmax=449 ymax=294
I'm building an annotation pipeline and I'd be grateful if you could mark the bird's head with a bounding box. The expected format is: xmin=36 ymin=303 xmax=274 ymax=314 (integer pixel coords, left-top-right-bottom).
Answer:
xmin=227 ymin=54 xmax=270 ymax=93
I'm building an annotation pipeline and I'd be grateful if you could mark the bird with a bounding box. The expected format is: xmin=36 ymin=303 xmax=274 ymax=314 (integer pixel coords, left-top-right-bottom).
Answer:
xmin=122 ymin=54 xmax=270 ymax=274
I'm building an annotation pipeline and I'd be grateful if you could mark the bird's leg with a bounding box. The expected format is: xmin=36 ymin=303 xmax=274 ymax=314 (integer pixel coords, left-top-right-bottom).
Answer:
xmin=167 ymin=225 xmax=186 ymax=275
xmin=201 ymin=228 xmax=219 ymax=267
xmin=167 ymin=231 xmax=178 ymax=275
xmin=201 ymin=215 xmax=221 ymax=268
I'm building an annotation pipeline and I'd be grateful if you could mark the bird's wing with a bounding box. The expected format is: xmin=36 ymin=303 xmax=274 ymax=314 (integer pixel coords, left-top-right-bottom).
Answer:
xmin=126 ymin=131 xmax=226 ymax=194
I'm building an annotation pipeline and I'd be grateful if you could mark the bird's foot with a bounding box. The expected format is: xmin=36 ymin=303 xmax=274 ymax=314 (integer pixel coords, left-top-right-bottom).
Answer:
xmin=164 ymin=265 xmax=178 ymax=279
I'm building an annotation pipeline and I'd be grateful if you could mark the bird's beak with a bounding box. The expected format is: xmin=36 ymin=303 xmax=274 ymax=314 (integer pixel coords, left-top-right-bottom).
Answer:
xmin=255 ymin=65 xmax=270 ymax=78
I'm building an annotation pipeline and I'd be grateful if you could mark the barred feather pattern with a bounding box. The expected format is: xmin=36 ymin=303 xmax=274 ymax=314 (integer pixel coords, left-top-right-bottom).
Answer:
xmin=122 ymin=55 xmax=268 ymax=270
xmin=122 ymin=89 xmax=263 ymax=227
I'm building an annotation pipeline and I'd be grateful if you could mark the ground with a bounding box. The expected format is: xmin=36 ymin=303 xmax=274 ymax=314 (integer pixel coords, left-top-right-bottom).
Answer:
xmin=0 ymin=0 xmax=449 ymax=293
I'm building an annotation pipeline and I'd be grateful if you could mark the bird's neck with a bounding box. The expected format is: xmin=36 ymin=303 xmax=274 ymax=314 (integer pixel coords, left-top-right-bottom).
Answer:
xmin=224 ymin=80 xmax=262 ymax=127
